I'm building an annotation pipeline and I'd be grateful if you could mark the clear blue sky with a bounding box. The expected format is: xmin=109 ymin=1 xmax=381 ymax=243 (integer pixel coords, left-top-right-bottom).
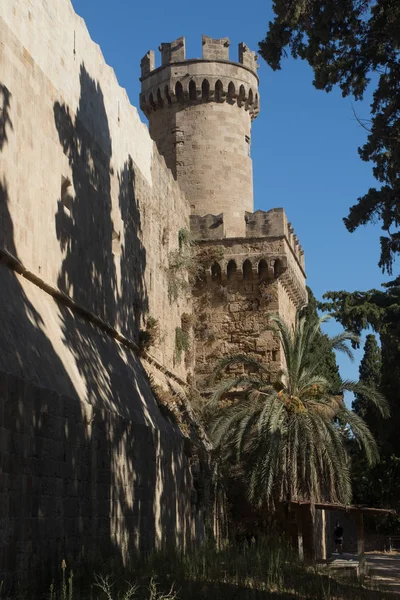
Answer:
xmin=71 ymin=0 xmax=398 ymax=390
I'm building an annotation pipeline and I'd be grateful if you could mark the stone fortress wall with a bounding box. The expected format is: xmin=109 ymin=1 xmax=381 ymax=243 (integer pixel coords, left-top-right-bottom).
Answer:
xmin=0 ymin=0 xmax=192 ymax=380
xmin=0 ymin=0 xmax=210 ymax=590
xmin=0 ymin=0 xmax=307 ymax=591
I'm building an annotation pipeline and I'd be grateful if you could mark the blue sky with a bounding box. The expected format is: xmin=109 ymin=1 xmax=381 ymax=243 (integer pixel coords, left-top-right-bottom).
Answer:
xmin=71 ymin=0 xmax=398 ymax=390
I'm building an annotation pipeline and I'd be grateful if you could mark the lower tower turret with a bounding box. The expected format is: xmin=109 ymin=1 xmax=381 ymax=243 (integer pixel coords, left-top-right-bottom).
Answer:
xmin=190 ymin=209 xmax=307 ymax=389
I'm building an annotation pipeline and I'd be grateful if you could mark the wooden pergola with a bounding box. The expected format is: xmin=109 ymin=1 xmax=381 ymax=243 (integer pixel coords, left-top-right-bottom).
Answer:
xmin=288 ymin=501 xmax=396 ymax=572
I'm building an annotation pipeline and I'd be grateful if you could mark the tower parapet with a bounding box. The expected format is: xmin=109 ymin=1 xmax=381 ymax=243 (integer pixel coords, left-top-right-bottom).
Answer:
xmin=140 ymin=36 xmax=260 ymax=238
xmin=140 ymin=36 xmax=259 ymax=119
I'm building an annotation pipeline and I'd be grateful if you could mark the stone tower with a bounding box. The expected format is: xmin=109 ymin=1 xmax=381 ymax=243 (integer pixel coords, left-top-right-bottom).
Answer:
xmin=140 ymin=35 xmax=259 ymax=238
xmin=140 ymin=36 xmax=307 ymax=389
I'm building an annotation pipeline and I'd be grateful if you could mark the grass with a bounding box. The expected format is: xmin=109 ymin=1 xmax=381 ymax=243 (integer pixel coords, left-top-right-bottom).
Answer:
xmin=1 ymin=540 xmax=396 ymax=600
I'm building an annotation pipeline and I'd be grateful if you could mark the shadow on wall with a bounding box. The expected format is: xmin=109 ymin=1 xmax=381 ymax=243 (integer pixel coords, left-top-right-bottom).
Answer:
xmin=52 ymin=64 xmax=196 ymax=569
xmin=0 ymin=83 xmax=13 ymax=151
xmin=117 ymin=156 xmax=148 ymax=337
xmin=54 ymin=65 xmax=148 ymax=336
xmin=54 ymin=65 xmax=118 ymax=324
xmin=0 ymin=83 xmax=86 ymax=591
xmin=0 ymin=83 xmax=77 ymax=397
xmin=0 ymin=68 xmax=198 ymax=594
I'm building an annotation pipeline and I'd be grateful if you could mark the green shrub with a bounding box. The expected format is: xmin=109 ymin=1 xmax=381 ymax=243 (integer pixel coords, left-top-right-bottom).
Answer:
xmin=139 ymin=316 xmax=159 ymax=352
xmin=175 ymin=327 xmax=190 ymax=363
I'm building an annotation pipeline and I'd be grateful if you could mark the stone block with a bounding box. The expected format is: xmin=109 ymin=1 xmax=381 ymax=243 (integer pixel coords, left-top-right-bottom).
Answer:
xmin=229 ymin=302 xmax=241 ymax=312
xmin=4 ymin=375 xmax=28 ymax=434
xmin=64 ymin=497 xmax=80 ymax=519
xmin=40 ymin=413 xmax=63 ymax=442
xmin=202 ymin=35 xmax=230 ymax=61
xmin=159 ymin=37 xmax=185 ymax=65
xmin=140 ymin=50 xmax=155 ymax=78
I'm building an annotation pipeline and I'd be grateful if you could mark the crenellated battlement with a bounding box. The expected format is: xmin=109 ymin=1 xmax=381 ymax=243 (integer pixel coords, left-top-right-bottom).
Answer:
xmin=190 ymin=208 xmax=305 ymax=270
xmin=141 ymin=35 xmax=259 ymax=77
xmin=202 ymin=35 xmax=230 ymax=61
xmin=245 ymin=209 xmax=305 ymax=267
xmin=140 ymin=36 xmax=259 ymax=120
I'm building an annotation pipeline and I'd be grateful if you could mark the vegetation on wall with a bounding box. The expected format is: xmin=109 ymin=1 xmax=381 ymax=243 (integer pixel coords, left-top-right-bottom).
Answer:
xmin=195 ymin=245 xmax=224 ymax=270
xmin=175 ymin=327 xmax=190 ymax=364
xmin=180 ymin=312 xmax=195 ymax=332
xmin=149 ymin=381 xmax=190 ymax=437
xmin=138 ymin=316 xmax=159 ymax=352
xmin=166 ymin=229 xmax=224 ymax=301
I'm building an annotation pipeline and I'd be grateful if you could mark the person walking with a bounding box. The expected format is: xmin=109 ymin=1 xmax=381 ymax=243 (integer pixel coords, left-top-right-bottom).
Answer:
xmin=334 ymin=521 xmax=344 ymax=554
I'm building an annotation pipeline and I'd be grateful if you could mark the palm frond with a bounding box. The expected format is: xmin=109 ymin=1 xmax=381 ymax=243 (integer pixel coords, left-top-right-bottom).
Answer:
xmin=338 ymin=408 xmax=380 ymax=466
xmin=207 ymin=311 xmax=382 ymax=509
xmin=207 ymin=375 xmax=264 ymax=406
xmin=210 ymin=354 xmax=269 ymax=383
xmin=328 ymin=330 xmax=360 ymax=349
xmin=339 ymin=379 xmax=390 ymax=418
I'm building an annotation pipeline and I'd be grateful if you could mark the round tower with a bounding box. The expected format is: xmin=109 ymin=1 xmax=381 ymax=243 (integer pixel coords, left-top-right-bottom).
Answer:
xmin=140 ymin=36 xmax=260 ymax=238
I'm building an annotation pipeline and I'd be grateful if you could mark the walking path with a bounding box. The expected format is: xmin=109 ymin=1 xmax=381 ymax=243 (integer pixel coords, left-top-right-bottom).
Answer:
xmin=365 ymin=552 xmax=400 ymax=594
xmin=328 ymin=552 xmax=400 ymax=594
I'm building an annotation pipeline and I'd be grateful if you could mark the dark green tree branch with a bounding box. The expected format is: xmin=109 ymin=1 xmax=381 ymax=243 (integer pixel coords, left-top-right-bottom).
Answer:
xmin=260 ymin=0 xmax=400 ymax=272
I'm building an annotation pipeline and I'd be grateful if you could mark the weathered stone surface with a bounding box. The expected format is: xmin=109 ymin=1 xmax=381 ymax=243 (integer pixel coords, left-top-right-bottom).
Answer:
xmin=0 ymin=0 xmax=306 ymax=591
xmin=192 ymin=235 xmax=306 ymax=387
xmin=0 ymin=0 xmax=214 ymax=590
xmin=141 ymin=37 xmax=259 ymax=238
xmin=0 ymin=1 xmax=192 ymax=381
xmin=0 ymin=370 xmax=208 ymax=589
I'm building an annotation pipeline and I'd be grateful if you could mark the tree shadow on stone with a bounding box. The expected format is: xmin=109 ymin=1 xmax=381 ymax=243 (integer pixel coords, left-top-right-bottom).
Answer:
xmin=0 ymin=83 xmax=89 ymax=595
xmin=52 ymin=64 xmax=195 ymax=571
xmin=0 ymin=83 xmax=13 ymax=152
xmin=117 ymin=156 xmax=148 ymax=338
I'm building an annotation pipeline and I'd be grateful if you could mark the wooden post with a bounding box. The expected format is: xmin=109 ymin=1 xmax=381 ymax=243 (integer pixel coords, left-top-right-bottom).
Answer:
xmin=297 ymin=506 xmax=304 ymax=562
xmin=356 ymin=511 xmax=366 ymax=576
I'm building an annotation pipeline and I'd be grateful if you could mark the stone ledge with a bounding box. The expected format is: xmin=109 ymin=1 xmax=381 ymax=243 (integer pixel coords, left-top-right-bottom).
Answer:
xmin=0 ymin=247 xmax=186 ymax=388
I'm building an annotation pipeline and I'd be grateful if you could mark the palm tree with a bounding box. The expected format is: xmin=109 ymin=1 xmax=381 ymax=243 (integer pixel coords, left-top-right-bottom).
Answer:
xmin=207 ymin=314 xmax=389 ymax=509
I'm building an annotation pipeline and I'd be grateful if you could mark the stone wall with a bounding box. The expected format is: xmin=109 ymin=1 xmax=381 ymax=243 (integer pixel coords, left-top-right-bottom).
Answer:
xmin=192 ymin=234 xmax=306 ymax=388
xmin=0 ymin=0 xmax=191 ymax=379
xmin=0 ymin=0 xmax=211 ymax=591
xmin=0 ymin=370 xmax=204 ymax=591
xmin=0 ymin=0 xmax=308 ymax=590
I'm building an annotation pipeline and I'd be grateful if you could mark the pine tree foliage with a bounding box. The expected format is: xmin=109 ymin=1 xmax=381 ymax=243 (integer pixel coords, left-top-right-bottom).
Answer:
xmin=351 ymin=334 xmax=384 ymax=510
xmin=353 ymin=334 xmax=382 ymax=424
xmin=207 ymin=314 xmax=388 ymax=509
xmin=321 ymin=281 xmax=400 ymax=518
xmin=301 ymin=287 xmax=341 ymax=391
xmin=320 ymin=279 xmax=400 ymax=453
xmin=259 ymin=0 xmax=400 ymax=273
